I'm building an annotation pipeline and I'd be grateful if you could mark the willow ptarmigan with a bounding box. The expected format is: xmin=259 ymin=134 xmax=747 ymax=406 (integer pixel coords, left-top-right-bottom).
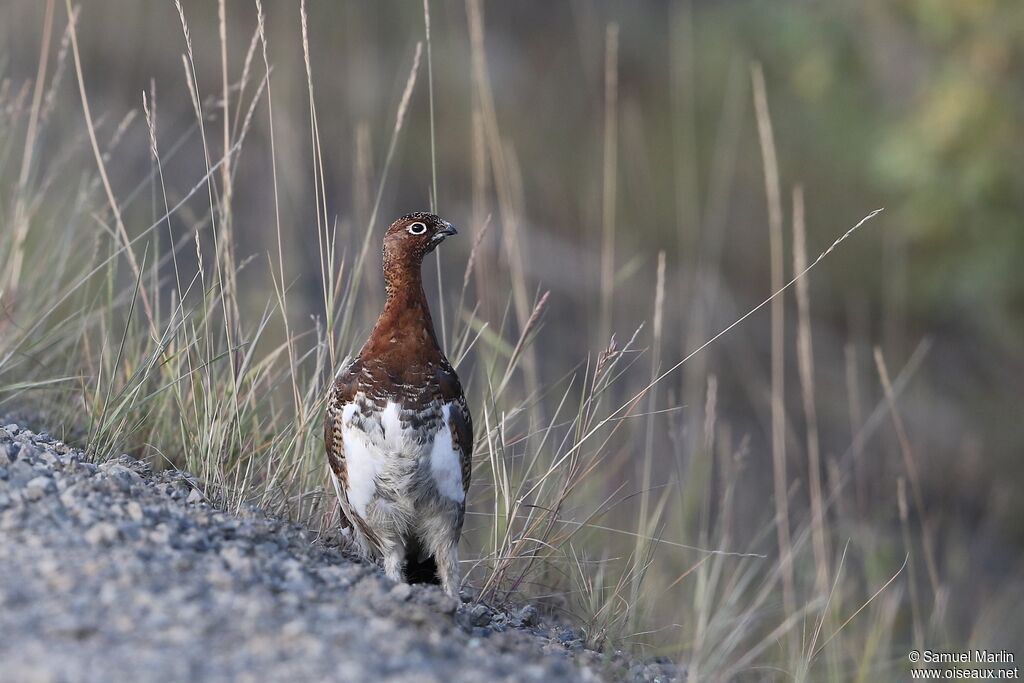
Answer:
xmin=324 ymin=212 xmax=472 ymax=597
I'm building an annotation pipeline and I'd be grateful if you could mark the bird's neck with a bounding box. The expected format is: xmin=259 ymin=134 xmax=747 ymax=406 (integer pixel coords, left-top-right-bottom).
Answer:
xmin=368 ymin=262 xmax=442 ymax=354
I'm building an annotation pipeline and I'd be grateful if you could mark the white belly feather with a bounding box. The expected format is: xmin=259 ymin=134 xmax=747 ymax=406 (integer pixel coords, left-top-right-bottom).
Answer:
xmin=341 ymin=399 xmax=463 ymax=518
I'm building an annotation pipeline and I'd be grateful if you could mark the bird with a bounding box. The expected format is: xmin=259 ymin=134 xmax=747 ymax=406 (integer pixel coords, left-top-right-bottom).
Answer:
xmin=324 ymin=212 xmax=472 ymax=597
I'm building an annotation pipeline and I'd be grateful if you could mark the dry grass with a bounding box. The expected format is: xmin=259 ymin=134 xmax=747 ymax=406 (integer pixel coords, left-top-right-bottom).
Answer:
xmin=0 ymin=3 xmax=1012 ymax=680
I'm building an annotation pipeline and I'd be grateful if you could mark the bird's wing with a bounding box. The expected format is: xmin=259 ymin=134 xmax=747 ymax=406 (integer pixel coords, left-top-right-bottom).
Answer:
xmin=324 ymin=364 xmax=355 ymax=526
xmin=324 ymin=359 xmax=386 ymax=554
xmin=438 ymin=363 xmax=473 ymax=500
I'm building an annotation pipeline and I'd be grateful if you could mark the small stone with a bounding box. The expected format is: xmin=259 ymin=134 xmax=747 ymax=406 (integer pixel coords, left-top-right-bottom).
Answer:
xmin=281 ymin=620 xmax=306 ymax=639
xmin=628 ymin=663 xmax=648 ymax=681
xmin=517 ymin=604 xmax=540 ymax=627
xmin=101 ymin=463 xmax=142 ymax=487
xmin=563 ymin=638 xmax=585 ymax=652
xmin=24 ymin=476 xmax=55 ymax=501
xmin=220 ymin=545 xmax=253 ymax=572
xmin=186 ymin=488 xmax=203 ymax=504
xmin=75 ymin=461 xmax=98 ymax=476
xmin=172 ymin=556 xmax=193 ymax=572
xmin=37 ymin=449 xmax=59 ymax=466
xmin=434 ymin=593 xmax=459 ymax=615
xmin=0 ymin=442 xmax=19 ymax=464
xmin=59 ymin=483 xmax=82 ymax=506
xmin=389 ymin=582 xmax=413 ymax=601
xmin=468 ymin=603 xmax=492 ymax=627
xmin=557 ymin=627 xmax=582 ymax=645
xmin=84 ymin=522 xmax=121 ymax=545
xmin=125 ymin=501 xmax=144 ymax=522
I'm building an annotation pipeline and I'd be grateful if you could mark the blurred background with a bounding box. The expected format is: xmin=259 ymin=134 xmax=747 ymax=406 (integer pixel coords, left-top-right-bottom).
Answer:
xmin=2 ymin=0 xmax=1022 ymax=675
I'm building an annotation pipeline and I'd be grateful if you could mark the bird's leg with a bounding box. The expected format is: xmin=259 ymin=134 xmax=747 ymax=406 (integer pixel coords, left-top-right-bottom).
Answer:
xmin=381 ymin=537 xmax=407 ymax=584
xmin=433 ymin=541 xmax=461 ymax=598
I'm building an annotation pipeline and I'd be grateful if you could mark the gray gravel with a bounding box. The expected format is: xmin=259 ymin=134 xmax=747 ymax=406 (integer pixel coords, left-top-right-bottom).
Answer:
xmin=0 ymin=423 xmax=680 ymax=682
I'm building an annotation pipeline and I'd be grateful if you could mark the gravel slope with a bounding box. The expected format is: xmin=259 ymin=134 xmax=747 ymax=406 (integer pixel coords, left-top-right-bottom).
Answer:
xmin=0 ymin=423 xmax=679 ymax=683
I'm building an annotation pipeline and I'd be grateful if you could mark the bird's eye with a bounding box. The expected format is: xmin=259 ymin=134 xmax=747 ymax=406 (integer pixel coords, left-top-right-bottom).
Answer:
xmin=407 ymin=222 xmax=427 ymax=235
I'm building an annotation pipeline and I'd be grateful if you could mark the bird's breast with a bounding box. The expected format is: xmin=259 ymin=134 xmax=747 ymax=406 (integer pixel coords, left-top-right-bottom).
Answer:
xmin=340 ymin=394 xmax=464 ymax=518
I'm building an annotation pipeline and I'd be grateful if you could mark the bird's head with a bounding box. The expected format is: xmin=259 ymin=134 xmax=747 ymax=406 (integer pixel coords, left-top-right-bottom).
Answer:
xmin=382 ymin=212 xmax=458 ymax=274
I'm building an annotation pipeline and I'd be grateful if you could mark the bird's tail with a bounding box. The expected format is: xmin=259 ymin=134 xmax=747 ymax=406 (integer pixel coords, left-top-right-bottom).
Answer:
xmin=404 ymin=537 xmax=440 ymax=585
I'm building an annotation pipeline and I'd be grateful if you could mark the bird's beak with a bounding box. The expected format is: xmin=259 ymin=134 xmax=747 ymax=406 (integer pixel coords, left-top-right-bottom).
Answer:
xmin=430 ymin=221 xmax=458 ymax=246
